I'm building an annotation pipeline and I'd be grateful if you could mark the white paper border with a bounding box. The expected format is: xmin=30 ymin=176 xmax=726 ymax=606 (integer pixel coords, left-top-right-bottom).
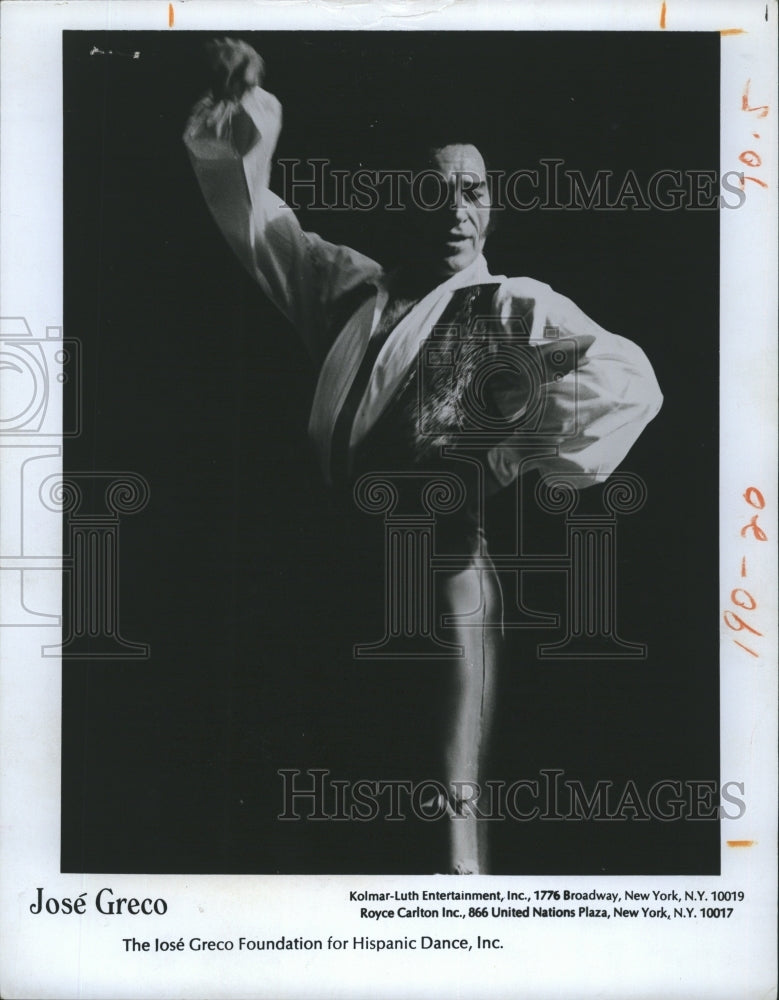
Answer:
xmin=1 ymin=2 xmax=776 ymax=997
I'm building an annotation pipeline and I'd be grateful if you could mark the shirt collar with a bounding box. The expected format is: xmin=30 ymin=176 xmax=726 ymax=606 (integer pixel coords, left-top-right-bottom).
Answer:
xmin=374 ymin=253 xmax=494 ymax=297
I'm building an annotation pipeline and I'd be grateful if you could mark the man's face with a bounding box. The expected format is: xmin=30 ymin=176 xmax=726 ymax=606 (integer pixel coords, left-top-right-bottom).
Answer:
xmin=413 ymin=144 xmax=492 ymax=278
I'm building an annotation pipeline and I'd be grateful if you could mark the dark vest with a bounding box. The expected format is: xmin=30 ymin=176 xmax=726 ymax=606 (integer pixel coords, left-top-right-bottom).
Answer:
xmin=353 ymin=283 xmax=505 ymax=472
xmin=348 ymin=282 xmax=527 ymax=551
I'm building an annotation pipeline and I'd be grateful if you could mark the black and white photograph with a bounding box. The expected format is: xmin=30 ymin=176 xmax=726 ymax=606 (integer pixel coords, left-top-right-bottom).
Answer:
xmin=61 ymin=27 xmax=719 ymax=877
xmin=0 ymin=2 xmax=776 ymax=998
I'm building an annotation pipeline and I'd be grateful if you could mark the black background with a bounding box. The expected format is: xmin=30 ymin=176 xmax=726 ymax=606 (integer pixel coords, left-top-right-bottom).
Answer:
xmin=62 ymin=30 xmax=720 ymax=874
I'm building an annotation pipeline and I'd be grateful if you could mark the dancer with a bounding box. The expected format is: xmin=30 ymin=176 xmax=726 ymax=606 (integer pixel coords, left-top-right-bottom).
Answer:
xmin=184 ymin=39 xmax=662 ymax=873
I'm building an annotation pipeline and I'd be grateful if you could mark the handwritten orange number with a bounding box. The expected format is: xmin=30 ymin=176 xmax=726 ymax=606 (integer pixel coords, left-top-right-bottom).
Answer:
xmin=741 ymin=80 xmax=769 ymax=118
xmin=739 ymin=150 xmax=762 ymax=168
xmin=730 ymin=588 xmax=756 ymax=610
xmin=740 ymin=514 xmax=768 ymax=542
xmin=723 ymin=610 xmax=763 ymax=637
xmin=739 ymin=175 xmax=769 ymax=189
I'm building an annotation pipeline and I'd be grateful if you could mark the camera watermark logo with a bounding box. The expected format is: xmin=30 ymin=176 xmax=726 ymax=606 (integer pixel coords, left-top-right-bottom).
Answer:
xmin=352 ymin=305 xmax=648 ymax=661
xmin=0 ymin=316 xmax=150 ymax=658
xmin=0 ymin=317 xmax=80 ymax=436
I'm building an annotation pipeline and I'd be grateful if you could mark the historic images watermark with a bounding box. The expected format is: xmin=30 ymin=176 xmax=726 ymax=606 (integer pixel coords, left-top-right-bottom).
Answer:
xmin=277 ymin=768 xmax=747 ymax=823
xmin=0 ymin=316 xmax=150 ymax=657
xmin=278 ymin=159 xmax=747 ymax=212
xmin=351 ymin=308 xmax=650 ymax=661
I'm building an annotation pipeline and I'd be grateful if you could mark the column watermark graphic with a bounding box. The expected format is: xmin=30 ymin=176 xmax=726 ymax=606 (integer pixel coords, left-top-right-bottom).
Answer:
xmin=352 ymin=307 xmax=650 ymax=661
xmin=353 ymin=472 xmax=468 ymax=659
xmin=0 ymin=316 xmax=151 ymax=658
xmin=39 ymin=473 xmax=150 ymax=659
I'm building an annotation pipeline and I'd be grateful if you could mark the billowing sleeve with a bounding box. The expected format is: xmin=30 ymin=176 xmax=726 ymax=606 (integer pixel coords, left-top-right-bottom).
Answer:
xmin=486 ymin=278 xmax=663 ymax=490
xmin=183 ymin=86 xmax=381 ymax=364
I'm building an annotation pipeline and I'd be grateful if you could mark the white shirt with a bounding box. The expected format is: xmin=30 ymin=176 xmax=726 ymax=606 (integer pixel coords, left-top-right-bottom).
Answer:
xmin=184 ymin=87 xmax=663 ymax=488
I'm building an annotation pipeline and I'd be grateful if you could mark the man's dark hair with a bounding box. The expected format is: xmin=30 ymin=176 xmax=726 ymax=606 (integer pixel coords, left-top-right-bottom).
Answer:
xmin=407 ymin=137 xmax=492 ymax=176
xmin=368 ymin=132 xmax=498 ymax=267
xmin=405 ymin=138 xmax=497 ymax=237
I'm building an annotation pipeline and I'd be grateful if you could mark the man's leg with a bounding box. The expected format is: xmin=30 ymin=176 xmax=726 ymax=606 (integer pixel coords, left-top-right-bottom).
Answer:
xmin=437 ymin=554 xmax=502 ymax=873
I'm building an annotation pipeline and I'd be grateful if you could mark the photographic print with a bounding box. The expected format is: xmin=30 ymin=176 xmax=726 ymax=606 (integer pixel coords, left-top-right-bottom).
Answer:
xmin=1 ymin=2 xmax=775 ymax=998
xmin=61 ymin=26 xmax=719 ymax=877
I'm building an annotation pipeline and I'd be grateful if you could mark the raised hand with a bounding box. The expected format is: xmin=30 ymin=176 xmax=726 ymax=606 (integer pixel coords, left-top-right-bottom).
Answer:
xmin=205 ymin=38 xmax=265 ymax=103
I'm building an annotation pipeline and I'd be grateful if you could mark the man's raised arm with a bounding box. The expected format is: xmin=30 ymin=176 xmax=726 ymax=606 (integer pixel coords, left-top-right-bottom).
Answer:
xmin=183 ymin=39 xmax=380 ymax=364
